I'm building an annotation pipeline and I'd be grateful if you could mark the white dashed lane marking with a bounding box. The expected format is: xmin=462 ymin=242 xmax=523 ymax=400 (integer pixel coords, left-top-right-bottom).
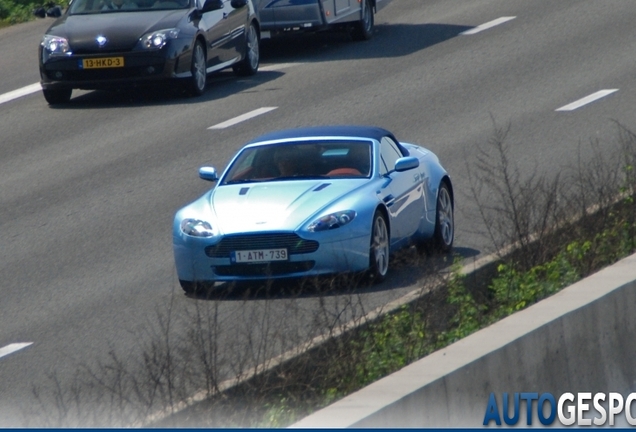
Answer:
xmin=0 ymin=83 xmax=41 ymax=105
xmin=460 ymin=16 xmax=516 ymax=35
xmin=208 ymin=107 xmax=278 ymax=129
xmin=0 ymin=343 xmax=33 ymax=360
xmin=259 ymin=63 xmax=302 ymax=72
xmin=556 ymin=89 xmax=619 ymax=111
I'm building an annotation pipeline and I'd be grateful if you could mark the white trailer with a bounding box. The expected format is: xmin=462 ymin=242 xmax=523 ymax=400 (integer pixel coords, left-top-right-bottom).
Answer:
xmin=255 ymin=0 xmax=392 ymax=41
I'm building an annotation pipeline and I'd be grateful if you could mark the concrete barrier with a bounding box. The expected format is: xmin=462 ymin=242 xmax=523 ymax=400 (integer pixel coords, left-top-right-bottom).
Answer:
xmin=291 ymin=252 xmax=636 ymax=427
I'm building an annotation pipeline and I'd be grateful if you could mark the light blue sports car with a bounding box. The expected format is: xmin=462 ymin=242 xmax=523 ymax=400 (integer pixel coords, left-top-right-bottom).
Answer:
xmin=173 ymin=126 xmax=454 ymax=292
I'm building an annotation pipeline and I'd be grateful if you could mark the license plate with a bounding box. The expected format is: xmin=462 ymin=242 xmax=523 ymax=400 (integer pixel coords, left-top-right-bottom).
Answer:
xmin=231 ymin=248 xmax=288 ymax=263
xmin=80 ymin=57 xmax=124 ymax=69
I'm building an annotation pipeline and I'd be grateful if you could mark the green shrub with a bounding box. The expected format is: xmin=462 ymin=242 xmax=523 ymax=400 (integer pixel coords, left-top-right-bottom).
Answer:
xmin=1 ymin=0 xmax=69 ymax=24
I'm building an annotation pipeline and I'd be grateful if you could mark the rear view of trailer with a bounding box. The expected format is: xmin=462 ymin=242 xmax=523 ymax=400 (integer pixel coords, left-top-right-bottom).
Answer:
xmin=256 ymin=0 xmax=392 ymax=41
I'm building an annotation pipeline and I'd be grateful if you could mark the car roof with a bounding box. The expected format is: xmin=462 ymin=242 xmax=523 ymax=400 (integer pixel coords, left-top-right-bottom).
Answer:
xmin=248 ymin=125 xmax=399 ymax=145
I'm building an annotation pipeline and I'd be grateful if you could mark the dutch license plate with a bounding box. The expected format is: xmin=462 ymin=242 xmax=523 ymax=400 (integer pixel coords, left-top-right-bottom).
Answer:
xmin=231 ymin=248 xmax=288 ymax=263
xmin=80 ymin=57 xmax=124 ymax=69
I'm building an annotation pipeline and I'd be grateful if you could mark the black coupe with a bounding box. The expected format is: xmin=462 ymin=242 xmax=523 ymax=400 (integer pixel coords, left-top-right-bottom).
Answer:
xmin=36 ymin=0 xmax=260 ymax=104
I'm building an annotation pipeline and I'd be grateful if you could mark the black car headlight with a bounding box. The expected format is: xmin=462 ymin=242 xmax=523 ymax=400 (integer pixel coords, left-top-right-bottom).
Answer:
xmin=41 ymin=35 xmax=70 ymax=55
xmin=180 ymin=219 xmax=214 ymax=237
xmin=307 ymin=210 xmax=356 ymax=232
xmin=140 ymin=28 xmax=180 ymax=49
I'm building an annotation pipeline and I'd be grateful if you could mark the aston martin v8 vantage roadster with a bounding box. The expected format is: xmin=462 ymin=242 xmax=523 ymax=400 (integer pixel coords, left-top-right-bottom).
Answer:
xmin=173 ymin=126 xmax=454 ymax=292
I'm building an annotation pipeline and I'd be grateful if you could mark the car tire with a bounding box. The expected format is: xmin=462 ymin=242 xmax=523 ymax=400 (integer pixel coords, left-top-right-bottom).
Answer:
xmin=368 ymin=210 xmax=389 ymax=283
xmin=179 ymin=279 xmax=196 ymax=294
xmin=351 ymin=0 xmax=373 ymax=41
xmin=432 ymin=182 xmax=454 ymax=252
xmin=232 ymin=22 xmax=259 ymax=77
xmin=42 ymin=88 xmax=72 ymax=105
xmin=187 ymin=41 xmax=207 ymax=96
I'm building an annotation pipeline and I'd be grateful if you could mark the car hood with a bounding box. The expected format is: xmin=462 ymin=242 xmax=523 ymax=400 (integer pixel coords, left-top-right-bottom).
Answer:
xmin=210 ymin=180 xmax=364 ymax=234
xmin=47 ymin=11 xmax=188 ymax=52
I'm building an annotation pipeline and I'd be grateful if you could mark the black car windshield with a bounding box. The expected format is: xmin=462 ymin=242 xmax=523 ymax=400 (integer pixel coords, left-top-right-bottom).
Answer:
xmin=68 ymin=0 xmax=189 ymax=14
xmin=222 ymin=140 xmax=373 ymax=185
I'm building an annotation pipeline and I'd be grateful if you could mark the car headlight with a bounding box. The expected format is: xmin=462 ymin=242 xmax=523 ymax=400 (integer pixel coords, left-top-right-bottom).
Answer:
xmin=307 ymin=210 xmax=356 ymax=232
xmin=41 ymin=35 xmax=70 ymax=55
xmin=140 ymin=28 xmax=180 ymax=49
xmin=180 ymin=219 xmax=214 ymax=237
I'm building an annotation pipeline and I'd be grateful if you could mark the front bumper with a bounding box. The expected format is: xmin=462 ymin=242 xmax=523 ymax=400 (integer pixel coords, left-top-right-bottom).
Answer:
xmin=39 ymin=41 xmax=189 ymax=90
xmin=173 ymin=230 xmax=370 ymax=284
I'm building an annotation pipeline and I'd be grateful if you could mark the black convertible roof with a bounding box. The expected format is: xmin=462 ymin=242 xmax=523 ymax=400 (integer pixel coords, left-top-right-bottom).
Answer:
xmin=248 ymin=125 xmax=399 ymax=145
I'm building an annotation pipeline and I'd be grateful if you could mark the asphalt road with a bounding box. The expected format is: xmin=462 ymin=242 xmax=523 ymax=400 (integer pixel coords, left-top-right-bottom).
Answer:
xmin=1 ymin=0 xmax=635 ymax=426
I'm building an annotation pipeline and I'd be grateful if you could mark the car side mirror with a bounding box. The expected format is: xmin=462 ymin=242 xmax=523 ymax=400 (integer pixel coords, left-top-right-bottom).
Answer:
xmin=230 ymin=0 xmax=247 ymax=8
xmin=394 ymin=156 xmax=419 ymax=172
xmin=200 ymin=0 xmax=223 ymax=13
xmin=199 ymin=166 xmax=218 ymax=182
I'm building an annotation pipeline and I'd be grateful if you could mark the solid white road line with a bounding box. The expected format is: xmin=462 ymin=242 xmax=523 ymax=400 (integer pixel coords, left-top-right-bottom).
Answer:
xmin=460 ymin=16 xmax=516 ymax=35
xmin=0 ymin=83 xmax=41 ymax=106
xmin=259 ymin=63 xmax=302 ymax=72
xmin=556 ymin=89 xmax=619 ymax=111
xmin=0 ymin=343 xmax=33 ymax=359
xmin=208 ymin=107 xmax=278 ymax=129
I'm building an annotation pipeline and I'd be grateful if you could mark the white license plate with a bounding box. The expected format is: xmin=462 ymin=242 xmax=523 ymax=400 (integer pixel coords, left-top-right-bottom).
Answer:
xmin=231 ymin=248 xmax=288 ymax=263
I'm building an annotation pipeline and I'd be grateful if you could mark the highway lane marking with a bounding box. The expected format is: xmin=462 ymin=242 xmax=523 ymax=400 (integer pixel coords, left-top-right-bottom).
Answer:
xmin=0 ymin=83 xmax=41 ymax=105
xmin=0 ymin=64 xmax=301 ymax=105
xmin=556 ymin=89 xmax=619 ymax=111
xmin=208 ymin=107 xmax=278 ymax=129
xmin=0 ymin=342 xmax=33 ymax=359
xmin=460 ymin=16 xmax=516 ymax=35
xmin=259 ymin=63 xmax=302 ymax=72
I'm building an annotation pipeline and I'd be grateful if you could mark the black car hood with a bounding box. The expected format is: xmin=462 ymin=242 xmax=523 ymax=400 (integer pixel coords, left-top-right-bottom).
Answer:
xmin=46 ymin=10 xmax=189 ymax=52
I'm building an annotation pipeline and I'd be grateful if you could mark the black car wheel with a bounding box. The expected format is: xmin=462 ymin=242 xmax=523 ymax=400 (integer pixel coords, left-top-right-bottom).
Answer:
xmin=432 ymin=182 xmax=454 ymax=252
xmin=42 ymin=88 xmax=72 ymax=105
xmin=188 ymin=41 xmax=207 ymax=96
xmin=368 ymin=210 xmax=389 ymax=282
xmin=351 ymin=0 xmax=373 ymax=41
xmin=180 ymin=279 xmax=195 ymax=294
xmin=232 ymin=22 xmax=259 ymax=77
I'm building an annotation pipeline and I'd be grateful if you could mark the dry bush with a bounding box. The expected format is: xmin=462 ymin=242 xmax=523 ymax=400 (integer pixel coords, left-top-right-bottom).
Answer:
xmin=467 ymin=121 xmax=636 ymax=272
xmin=466 ymin=121 xmax=566 ymax=269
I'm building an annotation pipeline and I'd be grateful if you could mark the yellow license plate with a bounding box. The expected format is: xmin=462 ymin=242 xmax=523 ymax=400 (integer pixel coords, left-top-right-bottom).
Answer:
xmin=81 ymin=57 xmax=124 ymax=69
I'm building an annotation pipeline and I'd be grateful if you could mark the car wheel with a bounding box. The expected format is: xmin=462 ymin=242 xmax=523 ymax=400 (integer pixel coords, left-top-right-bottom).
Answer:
xmin=179 ymin=279 xmax=196 ymax=294
xmin=232 ymin=22 xmax=259 ymax=77
xmin=351 ymin=0 xmax=373 ymax=41
xmin=42 ymin=88 xmax=72 ymax=105
xmin=368 ymin=210 xmax=389 ymax=282
xmin=188 ymin=41 xmax=207 ymax=96
xmin=432 ymin=182 xmax=454 ymax=252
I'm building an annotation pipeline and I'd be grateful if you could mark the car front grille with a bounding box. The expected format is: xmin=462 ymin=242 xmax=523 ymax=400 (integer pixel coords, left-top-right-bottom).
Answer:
xmin=213 ymin=261 xmax=315 ymax=277
xmin=204 ymin=233 xmax=319 ymax=258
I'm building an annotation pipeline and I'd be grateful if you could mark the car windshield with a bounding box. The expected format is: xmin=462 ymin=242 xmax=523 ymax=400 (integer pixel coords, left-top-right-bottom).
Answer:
xmin=68 ymin=0 xmax=189 ymax=14
xmin=222 ymin=140 xmax=373 ymax=185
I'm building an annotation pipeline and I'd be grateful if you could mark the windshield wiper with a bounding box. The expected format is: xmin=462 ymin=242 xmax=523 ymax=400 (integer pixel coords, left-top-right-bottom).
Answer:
xmin=224 ymin=178 xmax=265 ymax=185
xmin=271 ymin=175 xmax=331 ymax=181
